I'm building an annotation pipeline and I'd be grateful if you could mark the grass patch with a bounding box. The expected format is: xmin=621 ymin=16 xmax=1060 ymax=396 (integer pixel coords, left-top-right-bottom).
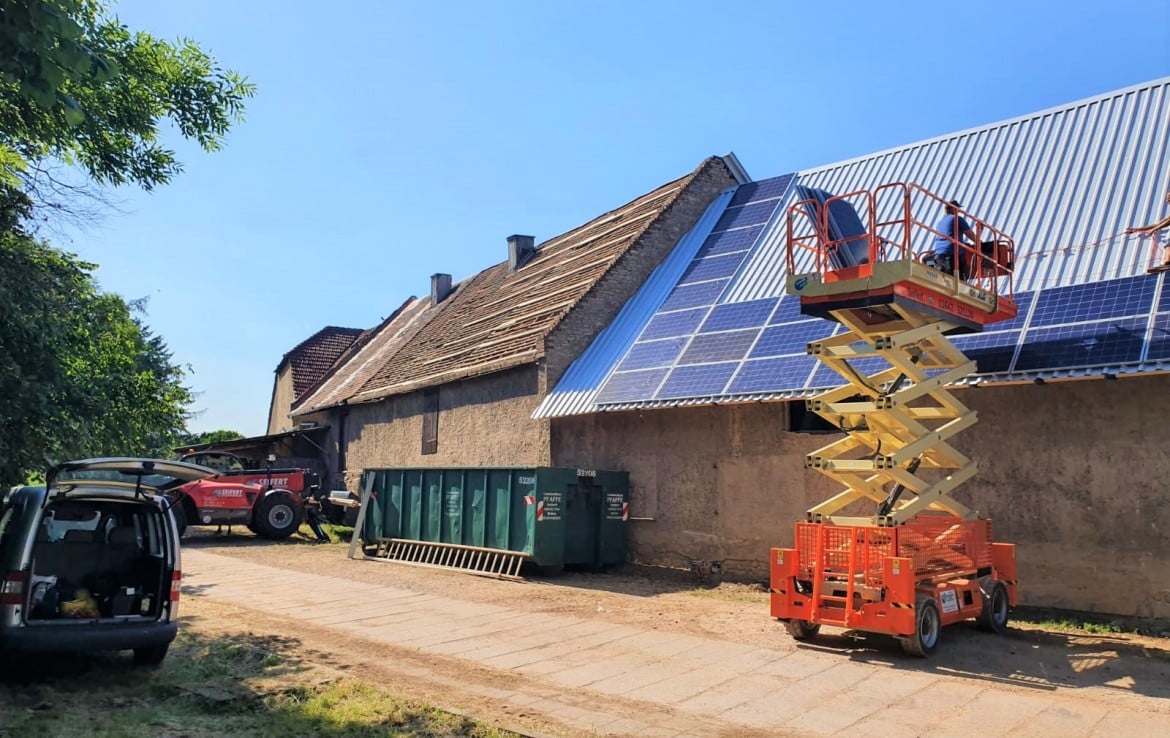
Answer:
xmin=1013 ymin=606 xmax=1170 ymax=638
xmin=0 ymin=630 xmax=517 ymax=737
xmin=295 ymin=523 xmax=354 ymax=544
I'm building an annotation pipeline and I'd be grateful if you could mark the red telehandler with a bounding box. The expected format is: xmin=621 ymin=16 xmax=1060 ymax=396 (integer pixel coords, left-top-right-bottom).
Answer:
xmin=165 ymin=451 xmax=330 ymax=542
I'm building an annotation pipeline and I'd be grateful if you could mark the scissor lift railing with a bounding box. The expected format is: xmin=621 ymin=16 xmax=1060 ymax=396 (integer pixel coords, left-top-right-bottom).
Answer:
xmin=770 ymin=181 xmax=1019 ymax=657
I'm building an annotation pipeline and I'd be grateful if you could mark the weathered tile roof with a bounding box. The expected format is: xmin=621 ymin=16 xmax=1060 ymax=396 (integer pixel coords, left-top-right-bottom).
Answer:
xmin=291 ymin=297 xmax=439 ymax=415
xmin=279 ymin=326 xmax=364 ymax=400
xmin=290 ymin=157 xmax=727 ymax=413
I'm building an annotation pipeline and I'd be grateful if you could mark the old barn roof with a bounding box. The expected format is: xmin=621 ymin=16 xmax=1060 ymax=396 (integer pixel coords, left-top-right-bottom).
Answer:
xmin=291 ymin=156 xmax=735 ymax=414
xmin=277 ymin=326 xmax=364 ymax=400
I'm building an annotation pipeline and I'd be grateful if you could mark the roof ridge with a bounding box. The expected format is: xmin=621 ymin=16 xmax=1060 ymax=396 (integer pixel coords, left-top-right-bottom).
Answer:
xmin=539 ymin=156 xmax=729 ymax=344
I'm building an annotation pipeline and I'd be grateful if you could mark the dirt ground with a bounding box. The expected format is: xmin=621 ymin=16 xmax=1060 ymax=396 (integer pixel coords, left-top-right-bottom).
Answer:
xmin=182 ymin=530 xmax=1170 ymax=719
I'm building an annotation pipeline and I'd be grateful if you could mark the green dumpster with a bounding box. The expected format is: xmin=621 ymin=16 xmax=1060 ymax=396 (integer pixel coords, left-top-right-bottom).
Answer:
xmin=358 ymin=466 xmax=629 ymax=570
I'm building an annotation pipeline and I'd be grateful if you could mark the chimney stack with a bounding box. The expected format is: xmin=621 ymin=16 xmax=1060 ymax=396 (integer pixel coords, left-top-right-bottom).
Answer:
xmin=430 ymin=273 xmax=452 ymax=305
xmin=507 ymin=234 xmax=536 ymax=270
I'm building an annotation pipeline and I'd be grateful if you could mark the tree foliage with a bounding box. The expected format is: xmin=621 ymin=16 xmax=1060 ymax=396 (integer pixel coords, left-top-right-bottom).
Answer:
xmin=0 ymin=1 xmax=254 ymax=479
xmin=0 ymin=231 xmax=192 ymax=481
xmin=0 ymin=0 xmax=255 ymax=218
xmin=177 ymin=429 xmax=246 ymax=450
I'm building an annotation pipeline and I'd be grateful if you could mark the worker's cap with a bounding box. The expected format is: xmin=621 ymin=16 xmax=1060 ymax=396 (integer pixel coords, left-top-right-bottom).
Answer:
xmin=948 ymin=199 xmax=962 ymax=208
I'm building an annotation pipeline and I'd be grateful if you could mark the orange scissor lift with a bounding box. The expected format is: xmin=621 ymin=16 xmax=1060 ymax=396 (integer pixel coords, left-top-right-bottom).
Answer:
xmin=770 ymin=182 xmax=1020 ymax=656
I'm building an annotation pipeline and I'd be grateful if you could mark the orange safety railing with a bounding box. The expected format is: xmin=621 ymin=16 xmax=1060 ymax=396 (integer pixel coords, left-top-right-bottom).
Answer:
xmin=786 ymin=182 xmax=1016 ymax=303
xmin=794 ymin=518 xmax=993 ymax=610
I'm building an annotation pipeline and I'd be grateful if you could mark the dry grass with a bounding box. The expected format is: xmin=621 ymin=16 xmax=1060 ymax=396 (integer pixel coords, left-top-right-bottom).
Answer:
xmin=0 ymin=629 xmax=518 ymax=737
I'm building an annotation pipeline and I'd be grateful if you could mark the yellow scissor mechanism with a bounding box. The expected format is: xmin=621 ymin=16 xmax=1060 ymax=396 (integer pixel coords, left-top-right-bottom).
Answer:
xmin=803 ymin=305 xmax=976 ymax=527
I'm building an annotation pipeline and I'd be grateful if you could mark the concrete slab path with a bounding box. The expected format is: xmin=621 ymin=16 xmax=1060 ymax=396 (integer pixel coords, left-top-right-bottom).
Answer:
xmin=182 ymin=550 xmax=1169 ymax=738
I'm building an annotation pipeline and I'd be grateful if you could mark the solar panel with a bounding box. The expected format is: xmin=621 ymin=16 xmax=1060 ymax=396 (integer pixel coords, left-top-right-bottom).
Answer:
xmin=989 ymin=291 xmax=1033 ymax=332
xmin=726 ymin=354 xmax=819 ymax=394
xmin=596 ymin=174 xmax=1166 ymax=411
xmin=729 ymin=176 xmax=798 ymax=206
xmin=660 ymin=280 xmax=730 ymax=311
xmin=1016 ymin=317 xmax=1148 ymax=370
xmin=714 ymin=200 xmax=780 ymax=232
xmin=1028 ymin=277 xmax=1154 ymax=327
xmin=771 ymin=294 xmax=816 ymax=323
xmin=641 ymin=308 xmax=708 ymax=340
xmin=1146 ymin=313 xmax=1170 ymax=361
xmin=595 ymin=368 xmax=670 ymax=404
xmin=700 ymin=298 xmax=778 ymax=333
xmin=596 ymin=173 xmax=797 ymax=404
xmin=679 ymin=252 xmax=747 ymax=284
xmin=810 ymin=357 xmax=890 ymax=389
xmin=751 ymin=320 xmax=839 ymax=359
xmin=951 ymin=331 xmax=1021 ymax=373
xmin=678 ymin=329 xmax=757 ymax=365
xmin=700 ymin=225 xmax=765 ymax=256
xmin=657 ymin=362 xmax=739 ymax=399
xmin=616 ymin=337 xmax=689 ymax=371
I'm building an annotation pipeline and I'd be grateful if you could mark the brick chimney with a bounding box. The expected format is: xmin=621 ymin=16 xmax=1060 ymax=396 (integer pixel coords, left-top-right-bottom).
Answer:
xmin=507 ymin=234 xmax=536 ymax=270
xmin=430 ymin=273 xmax=452 ymax=305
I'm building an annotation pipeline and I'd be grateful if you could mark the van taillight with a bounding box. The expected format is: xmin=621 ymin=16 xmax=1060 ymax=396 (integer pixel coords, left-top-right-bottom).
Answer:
xmin=1 ymin=571 xmax=27 ymax=605
xmin=170 ymin=570 xmax=182 ymax=602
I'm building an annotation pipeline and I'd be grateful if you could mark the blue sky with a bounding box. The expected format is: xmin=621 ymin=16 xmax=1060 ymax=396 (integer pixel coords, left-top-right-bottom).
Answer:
xmin=61 ymin=1 xmax=1168 ymax=436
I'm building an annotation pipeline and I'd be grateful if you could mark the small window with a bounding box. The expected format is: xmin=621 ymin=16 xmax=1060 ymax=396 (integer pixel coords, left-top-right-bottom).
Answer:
xmin=421 ymin=388 xmax=439 ymax=455
xmin=788 ymin=400 xmax=839 ymax=433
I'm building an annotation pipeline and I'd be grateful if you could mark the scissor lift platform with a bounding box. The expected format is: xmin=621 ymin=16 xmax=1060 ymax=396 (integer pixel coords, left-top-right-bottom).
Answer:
xmin=769 ymin=183 xmax=1020 ymax=656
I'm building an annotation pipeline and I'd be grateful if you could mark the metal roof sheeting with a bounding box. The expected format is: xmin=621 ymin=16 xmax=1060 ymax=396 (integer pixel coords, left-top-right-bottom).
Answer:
xmin=537 ymin=77 xmax=1170 ymax=418
xmin=533 ymin=187 xmax=736 ymax=418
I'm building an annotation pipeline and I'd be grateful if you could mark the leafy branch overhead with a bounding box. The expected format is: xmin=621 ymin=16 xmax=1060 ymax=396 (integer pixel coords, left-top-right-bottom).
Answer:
xmin=0 ymin=0 xmax=255 ymax=197
xmin=0 ymin=1 xmax=254 ymax=481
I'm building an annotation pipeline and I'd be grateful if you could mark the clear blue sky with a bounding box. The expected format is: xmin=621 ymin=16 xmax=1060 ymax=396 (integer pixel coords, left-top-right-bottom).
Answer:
xmin=61 ymin=0 xmax=1168 ymax=437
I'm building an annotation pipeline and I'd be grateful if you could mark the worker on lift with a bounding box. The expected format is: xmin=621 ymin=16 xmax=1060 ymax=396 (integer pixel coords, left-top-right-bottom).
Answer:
xmin=926 ymin=199 xmax=978 ymax=277
xmin=1127 ymin=190 xmax=1170 ymax=271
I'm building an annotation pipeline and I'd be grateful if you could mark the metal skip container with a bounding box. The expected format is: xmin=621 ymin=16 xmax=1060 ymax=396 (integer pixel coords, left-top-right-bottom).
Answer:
xmin=356 ymin=467 xmax=629 ymax=572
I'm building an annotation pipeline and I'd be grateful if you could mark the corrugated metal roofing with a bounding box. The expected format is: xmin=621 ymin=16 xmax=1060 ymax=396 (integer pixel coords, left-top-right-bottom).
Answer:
xmin=536 ymin=77 xmax=1170 ymax=418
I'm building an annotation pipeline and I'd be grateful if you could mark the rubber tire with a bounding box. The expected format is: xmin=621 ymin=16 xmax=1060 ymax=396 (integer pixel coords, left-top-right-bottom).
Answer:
xmin=784 ymin=619 xmax=821 ymax=641
xmin=252 ymin=493 xmax=302 ymax=540
xmin=133 ymin=644 xmax=169 ymax=666
xmin=901 ymin=596 xmax=942 ymax=657
xmin=170 ymin=502 xmax=187 ymax=538
xmin=977 ymin=581 xmax=1010 ymax=634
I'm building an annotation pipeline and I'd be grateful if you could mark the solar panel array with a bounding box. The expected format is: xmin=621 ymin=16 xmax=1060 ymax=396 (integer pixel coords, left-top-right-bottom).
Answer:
xmin=594 ymin=173 xmax=1168 ymax=407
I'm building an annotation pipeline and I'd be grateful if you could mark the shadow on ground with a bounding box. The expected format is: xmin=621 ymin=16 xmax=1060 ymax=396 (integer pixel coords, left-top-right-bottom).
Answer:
xmin=0 ymin=628 xmax=511 ymax=737
xmin=795 ymin=621 xmax=1170 ymax=700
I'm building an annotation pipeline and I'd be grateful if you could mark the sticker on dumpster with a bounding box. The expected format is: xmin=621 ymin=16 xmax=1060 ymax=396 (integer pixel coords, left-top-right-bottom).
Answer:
xmin=540 ymin=492 xmax=562 ymax=521
xmin=517 ymin=476 xmax=536 ymax=486
xmin=443 ymin=490 xmax=460 ymax=515
xmin=776 ymin=551 xmax=784 ymax=565
xmin=608 ymin=493 xmax=627 ymax=521
xmin=939 ymin=590 xmax=959 ymax=614
xmin=522 ymin=495 xmax=535 ymax=505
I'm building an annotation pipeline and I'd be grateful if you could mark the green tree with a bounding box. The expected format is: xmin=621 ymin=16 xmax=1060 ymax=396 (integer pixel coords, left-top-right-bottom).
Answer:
xmin=178 ymin=429 xmax=246 ymax=449
xmin=0 ymin=231 xmax=192 ymax=481
xmin=0 ymin=0 xmax=255 ymax=219
xmin=0 ymin=1 xmax=253 ymax=480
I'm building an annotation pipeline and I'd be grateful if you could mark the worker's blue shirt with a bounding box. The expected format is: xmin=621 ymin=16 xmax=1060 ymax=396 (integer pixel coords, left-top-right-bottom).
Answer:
xmin=932 ymin=214 xmax=972 ymax=256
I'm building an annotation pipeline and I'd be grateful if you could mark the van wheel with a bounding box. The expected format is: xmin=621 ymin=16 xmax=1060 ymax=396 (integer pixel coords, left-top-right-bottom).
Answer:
xmin=133 ymin=644 xmax=169 ymax=666
xmin=253 ymin=493 xmax=302 ymax=540
xmin=977 ymin=581 xmax=1010 ymax=634
xmin=900 ymin=596 xmax=941 ymax=657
